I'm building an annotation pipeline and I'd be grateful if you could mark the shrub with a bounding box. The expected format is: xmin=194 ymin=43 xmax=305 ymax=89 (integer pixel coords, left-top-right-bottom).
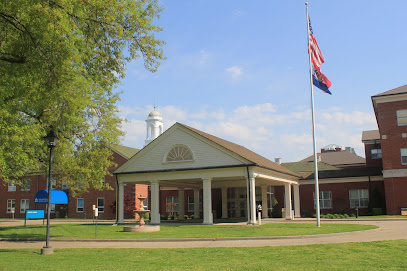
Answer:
xmin=271 ymin=198 xmax=282 ymax=218
xmin=344 ymin=214 xmax=349 ymax=218
xmin=372 ymin=208 xmax=383 ymax=216
xmin=160 ymin=215 xmax=167 ymax=220
xmin=190 ymin=214 xmax=194 ymax=219
xmin=302 ymin=210 xmax=312 ymax=218
xmin=350 ymin=213 xmax=356 ymax=217
xmin=144 ymin=213 xmax=150 ymax=220
xmin=184 ymin=215 xmax=189 ymax=219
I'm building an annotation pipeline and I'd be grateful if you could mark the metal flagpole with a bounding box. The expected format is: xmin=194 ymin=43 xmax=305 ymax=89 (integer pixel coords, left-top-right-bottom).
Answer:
xmin=305 ymin=2 xmax=321 ymax=227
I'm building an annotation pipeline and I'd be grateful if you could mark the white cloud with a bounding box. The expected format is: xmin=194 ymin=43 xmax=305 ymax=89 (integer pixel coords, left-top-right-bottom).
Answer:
xmin=119 ymin=103 xmax=378 ymax=162
xmin=225 ymin=66 xmax=242 ymax=79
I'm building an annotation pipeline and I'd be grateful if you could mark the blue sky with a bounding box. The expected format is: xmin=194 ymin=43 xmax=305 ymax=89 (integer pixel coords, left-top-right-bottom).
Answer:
xmin=116 ymin=0 xmax=407 ymax=162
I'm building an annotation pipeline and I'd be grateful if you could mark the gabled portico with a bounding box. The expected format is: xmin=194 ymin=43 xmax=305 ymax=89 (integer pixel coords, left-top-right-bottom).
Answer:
xmin=114 ymin=123 xmax=301 ymax=225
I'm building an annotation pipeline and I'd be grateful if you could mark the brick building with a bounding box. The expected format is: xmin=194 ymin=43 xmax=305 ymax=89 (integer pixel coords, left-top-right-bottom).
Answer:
xmin=369 ymin=84 xmax=407 ymax=214
xmin=0 ymin=145 xmax=141 ymax=219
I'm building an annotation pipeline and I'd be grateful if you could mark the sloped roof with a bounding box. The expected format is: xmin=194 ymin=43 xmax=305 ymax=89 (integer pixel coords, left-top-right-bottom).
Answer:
xmin=112 ymin=145 xmax=139 ymax=159
xmin=178 ymin=123 xmax=300 ymax=177
xmin=362 ymin=130 xmax=380 ymax=142
xmin=301 ymin=167 xmax=383 ymax=180
xmin=372 ymin=84 xmax=407 ymax=98
xmin=300 ymin=151 xmax=366 ymax=167
xmin=282 ymin=161 xmax=339 ymax=173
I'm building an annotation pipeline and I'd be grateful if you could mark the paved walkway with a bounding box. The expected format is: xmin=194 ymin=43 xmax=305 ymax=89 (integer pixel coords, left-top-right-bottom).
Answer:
xmin=1 ymin=219 xmax=406 ymax=249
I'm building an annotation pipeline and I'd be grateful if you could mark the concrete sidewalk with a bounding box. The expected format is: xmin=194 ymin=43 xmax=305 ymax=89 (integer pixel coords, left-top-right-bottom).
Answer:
xmin=1 ymin=219 xmax=407 ymax=249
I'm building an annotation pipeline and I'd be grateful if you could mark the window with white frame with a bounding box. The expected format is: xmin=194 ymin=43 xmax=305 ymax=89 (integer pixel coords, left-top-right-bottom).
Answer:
xmin=77 ymin=198 xmax=84 ymax=213
xmin=7 ymin=199 xmax=16 ymax=213
xmin=371 ymin=149 xmax=382 ymax=159
xmin=21 ymin=179 xmax=31 ymax=191
xmin=165 ymin=145 xmax=194 ymax=162
xmin=349 ymin=189 xmax=369 ymax=208
xmin=401 ymin=149 xmax=407 ymax=165
xmin=97 ymin=198 xmax=104 ymax=213
xmin=20 ymin=199 xmax=29 ymax=213
xmin=397 ymin=110 xmax=407 ymax=126
xmin=8 ymin=180 xmax=16 ymax=192
xmin=165 ymin=196 xmax=179 ymax=212
xmin=313 ymin=191 xmax=332 ymax=209
xmin=187 ymin=196 xmax=203 ymax=212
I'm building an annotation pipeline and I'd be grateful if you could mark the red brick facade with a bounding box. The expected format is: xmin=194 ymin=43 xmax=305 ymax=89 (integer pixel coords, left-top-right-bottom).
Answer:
xmin=374 ymin=99 xmax=407 ymax=214
xmin=0 ymin=150 xmax=146 ymax=220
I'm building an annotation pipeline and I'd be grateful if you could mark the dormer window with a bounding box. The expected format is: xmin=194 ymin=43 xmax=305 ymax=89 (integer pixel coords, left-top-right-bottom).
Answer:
xmin=165 ymin=145 xmax=194 ymax=162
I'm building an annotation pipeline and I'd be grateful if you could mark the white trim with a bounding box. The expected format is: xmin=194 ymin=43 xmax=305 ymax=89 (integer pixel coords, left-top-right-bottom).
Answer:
xmin=300 ymin=175 xmax=383 ymax=185
xmin=383 ymin=168 xmax=407 ymax=178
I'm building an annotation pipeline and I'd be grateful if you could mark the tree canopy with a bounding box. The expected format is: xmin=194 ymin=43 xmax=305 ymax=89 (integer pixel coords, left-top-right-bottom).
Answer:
xmin=0 ymin=0 xmax=165 ymax=194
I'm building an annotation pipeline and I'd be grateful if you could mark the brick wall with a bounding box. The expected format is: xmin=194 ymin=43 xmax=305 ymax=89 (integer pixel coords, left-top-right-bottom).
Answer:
xmin=376 ymin=101 xmax=407 ymax=170
xmin=299 ymin=180 xmax=385 ymax=216
xmin=0 ymin=150 xmax=146 ymax=220
xmin=364 ymin=143 xmax=383 ymax=168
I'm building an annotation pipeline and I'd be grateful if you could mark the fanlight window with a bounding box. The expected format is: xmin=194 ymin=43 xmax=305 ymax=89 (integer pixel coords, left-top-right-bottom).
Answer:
xmin=166 ymin=145 xmax=194 ymax=162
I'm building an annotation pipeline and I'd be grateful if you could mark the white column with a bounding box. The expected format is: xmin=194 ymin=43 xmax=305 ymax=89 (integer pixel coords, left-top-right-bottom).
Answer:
xmin=202 ymin=178 xmax=213 ymax=224
xmin=118 ymin=181 xmax=124 ymax=224
xmin=248 ymin=175 xmax=256 ymax=224
xmin=193 ymin=188 xmax=200 ymax=219
xmin=150 ymin=180 xmax=160 ymax=224
xmin=178 ymin=187 xmax=185 ymax=220
xmin=293 ymin=184 xmax=301 ymax=218
xmin=284 ymin=183 xmax=293 ymax=220
xmin=221 ymin=187 xmax=228 ymax=219
xmin=261 ymin=186 xmax=269 ymax=218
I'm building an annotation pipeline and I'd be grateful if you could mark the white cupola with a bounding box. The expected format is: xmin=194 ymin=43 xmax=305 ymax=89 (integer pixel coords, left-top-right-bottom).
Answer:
xmin=145 ymin=107 xmax=164 ymax=146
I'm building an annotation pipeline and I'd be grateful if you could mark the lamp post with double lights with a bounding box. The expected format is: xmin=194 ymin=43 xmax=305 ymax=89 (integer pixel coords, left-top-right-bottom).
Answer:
xmin=41 ymin=130 xmax=58 ymax=255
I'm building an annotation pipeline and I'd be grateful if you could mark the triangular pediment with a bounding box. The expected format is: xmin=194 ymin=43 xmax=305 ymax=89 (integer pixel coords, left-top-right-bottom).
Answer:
xmin=114 ymin=123 xmax=251 ymax=174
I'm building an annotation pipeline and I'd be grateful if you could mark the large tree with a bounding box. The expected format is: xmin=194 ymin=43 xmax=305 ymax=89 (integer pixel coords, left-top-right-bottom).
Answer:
xmin=0 ymin=0 xmax=165 ymax=194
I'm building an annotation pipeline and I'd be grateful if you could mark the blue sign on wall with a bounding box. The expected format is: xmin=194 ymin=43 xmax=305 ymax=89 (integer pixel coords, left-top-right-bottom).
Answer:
xmin=34 ymin=190 xmax=69 ymax=204
xmin=26 ymin=210 xmax=45 ymax=219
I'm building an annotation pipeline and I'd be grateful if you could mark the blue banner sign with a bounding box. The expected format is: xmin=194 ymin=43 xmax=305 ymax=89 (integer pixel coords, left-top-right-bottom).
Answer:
xmin=26 ymin=210 xmax=45 ymax=219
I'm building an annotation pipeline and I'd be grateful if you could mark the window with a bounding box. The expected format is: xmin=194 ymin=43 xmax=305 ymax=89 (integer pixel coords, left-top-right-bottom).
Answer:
xmin=165 ymin=145 xmax=194 ymax=162
xmin=165 ymin=196 xmax=179 ymax=212
xmin=21 ymin=179 xmax=31 ymax=191
xmin=77 ymin=198 xmax=84 ymax=213
xmin=97 ymin=198 xmax=104 ymax=213
xmin=401 ymin=149 xmax=407 ymax=165
xmin=47 ymin=178 xmax=57 ymax=189
xmin=62 ymin=182 xmax=69 ymax=190
xmin=397 ymin=110 xmax=407 ymax=126
xmin=187 ymin=196 xmax=203 ymax=212
xmin=371 ymin=149 xmax=382 ymax=159
xmin=20 ymin=199 xmax=29 ymax=213
xmin=8 ymin=180 xmax=16 ymax=192
xmin=314 ymin=191 xmax=332 ymax=209
xmin=7 ymin=199 xmax=16 ymax=213
xmin=349 ymin=189 xmax=369 ymax=208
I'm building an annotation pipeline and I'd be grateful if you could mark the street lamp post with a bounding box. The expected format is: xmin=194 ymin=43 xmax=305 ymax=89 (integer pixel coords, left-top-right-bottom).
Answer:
xmin=41 ymin=130 xmax=58 ymax=255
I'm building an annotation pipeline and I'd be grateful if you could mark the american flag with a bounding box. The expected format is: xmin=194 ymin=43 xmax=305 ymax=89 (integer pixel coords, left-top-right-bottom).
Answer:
xmin=308 ymin=18 xmax=332 ymax=94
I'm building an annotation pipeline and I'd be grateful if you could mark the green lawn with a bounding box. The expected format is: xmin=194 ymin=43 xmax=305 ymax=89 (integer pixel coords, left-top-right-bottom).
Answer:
xmin=0 ymin=223 xmax=377 ymax=240
xmin=0 ymin=240 xmax=406 ymax=270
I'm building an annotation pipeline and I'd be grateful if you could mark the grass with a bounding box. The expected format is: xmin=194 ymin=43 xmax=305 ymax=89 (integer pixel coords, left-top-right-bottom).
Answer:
xmin=0 ymin=223 xmax=377 ymax=240
xmin=0 ymin=240 xmax=406 ymax=270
